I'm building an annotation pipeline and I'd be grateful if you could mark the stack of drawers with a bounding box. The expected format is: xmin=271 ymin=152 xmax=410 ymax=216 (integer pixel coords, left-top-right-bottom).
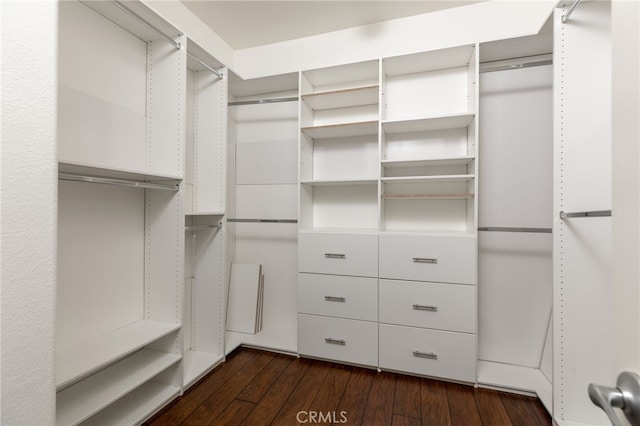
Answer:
xmin=378 ymin=233 xmax=477 ymax=382
xmin=298 ymin=232 xmax=379 ymax=367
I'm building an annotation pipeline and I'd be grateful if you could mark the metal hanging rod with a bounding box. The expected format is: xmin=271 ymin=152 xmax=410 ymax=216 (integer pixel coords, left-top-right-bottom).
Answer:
xmin=228 ymin=97 xmax=298 ymax=107
xmin=479 ymin=227 xmax=552 ymax=234
xmin=480 ymin=54 xmax=552 ymax=74
xmin=560 ymin=210 xmax=612 ymax=219
xmin=59 ymin=173 xmax=179 ymax=191
xmin=187 ymin=52 xmax=223 ymax=79
xmin=186 ymin=224 xmax=222 ymax=231
xmin=227 ymin=218 xmax=298 ymax=224
xmin=562 ymin=0 xmax=583 ymax=23
xmin=110 ymin=0 xmax=181 ymax=49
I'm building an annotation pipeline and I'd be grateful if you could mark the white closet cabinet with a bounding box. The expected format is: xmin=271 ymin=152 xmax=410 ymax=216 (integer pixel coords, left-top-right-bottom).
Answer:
xmin=298 ymin=45 xmax=479 ymax=382
xmin=378 ymin=45 xmax=478 ymax=383
xmin=298 ymin=60 xmax=380 ymax=368
xmin=57 ymin=1 xmax=185 ymax=423
xmin=183 ymin=40 xmax=227 ymax=389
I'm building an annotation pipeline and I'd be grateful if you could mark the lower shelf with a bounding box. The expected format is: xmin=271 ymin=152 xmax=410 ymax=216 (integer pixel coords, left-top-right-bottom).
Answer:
xmin=225 ymin=329 xmax=297 ymax=355
xmin=56 ymin=349 xmax=180 ymax=425
xmin=477 ymin=360 xmax=552 ymax=414
xmin=80 ymin=380 xmax=180 ymax=426
xmin=183 ymin=350 xmax=224 ymax=389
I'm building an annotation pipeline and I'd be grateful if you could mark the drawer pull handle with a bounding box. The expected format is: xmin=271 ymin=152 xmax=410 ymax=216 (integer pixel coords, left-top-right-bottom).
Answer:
xmin=413 ymin=304 xmax=438 ymax=312
xmin=413 ymin=351 xmax=438 ymax=360
xmin=413 ymin=257 xmax=437 ymax=264
xmin=325 ymin=253 xmax=346 ymax=259
xmin=325 ymin=338 xmax=346 ymax=346
xmin=325 ymin=296 xmax=346 ymax=303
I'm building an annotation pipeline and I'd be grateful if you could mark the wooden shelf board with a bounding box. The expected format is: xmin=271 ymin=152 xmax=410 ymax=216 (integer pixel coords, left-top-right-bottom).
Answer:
xmin=80 ymin=380 xmax=180 ymax=426
xmin=382 ymin=156 xmax=475 ymax=169
xmin=56 ymin=349 xmax=180 ymax=425
xmin=382 ymin=113 xmax=475 ymax=134
xmin=185 ymin=211 xmax=225 ymax=217
xmin=302 ymin=85 xmax=379 ymax=110
xmin=382 ymin=193 xmax=474 ymax=200
xmin=301 ymin=179 xmax=378 ymax=186
xmin=59 ymin=161 xmax=182 ymax=185
xmin=382 ymin=174 xmax=474 ymax=184
xmin=56 ymin=319 xmax=180 ymax=389
xmin=183 ymin=350 xmax=224 ymax=389
xmin=301 ymin=121 xmax=378 ymax=139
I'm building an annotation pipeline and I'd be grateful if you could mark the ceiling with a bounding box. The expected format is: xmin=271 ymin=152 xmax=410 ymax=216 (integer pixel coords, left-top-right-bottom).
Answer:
xmin=180 ymin=1 xmax=485 ymax=49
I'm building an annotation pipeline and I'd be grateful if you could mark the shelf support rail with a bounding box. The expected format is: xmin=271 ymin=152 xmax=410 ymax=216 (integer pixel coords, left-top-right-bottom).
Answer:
xmin=227 ymin=218 xmax=298 ymax=224
xmin=186 ymin=224 xmax=222 ymax=232
xmin=559 ymin=210 xmax=612 ymax=219
xmin=110 ymin=0 xmax=182 ymax=49
xmin=478 ymin=227 xmax=552 ymax=234
xmin=59 ymin=173 xmax=179 ymax=191
xmin=228 ymin=97 xmax=298 ymax=107
xmin=562 ymin=0 xmax=583 ymax=23
xmin=187 ymin=52 xmax=224 ymax=79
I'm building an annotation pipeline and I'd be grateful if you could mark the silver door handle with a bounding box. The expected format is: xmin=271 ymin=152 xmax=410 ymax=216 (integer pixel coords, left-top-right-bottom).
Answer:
xmin=325 ymin=296 xmax=346 ymax=302
xmin=589 ymin=371 xmax=640 ymax=426
xmin=325 ymin=253 xmax=346 ymax=259
xmin=413 ymin=257 xmax=437 ymax=264
xmin=325 ymin=338 xmax=346 ymax=345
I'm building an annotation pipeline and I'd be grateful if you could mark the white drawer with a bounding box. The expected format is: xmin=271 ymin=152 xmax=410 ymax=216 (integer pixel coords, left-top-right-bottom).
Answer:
xmin=379 ymin=234 xmax=476 ymax=284
xmin=298 ymin=273 xmax=378 ymax=321
xmin=299 ymin=232 xmax=378 ymax=277
xmin=298 ymin=314 xmax=378 ymax=367
xmin=379 ymin=324 xmax=476 ymax=382
xmin=379 ymin=280 xmax=475 ymax=333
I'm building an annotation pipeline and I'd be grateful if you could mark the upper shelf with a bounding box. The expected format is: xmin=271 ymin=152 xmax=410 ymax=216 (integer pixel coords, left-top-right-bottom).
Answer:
xmin=382 ymin=174 xmax=475 ymax=184
xmin=382 ymin=156 xmax=475 ymax=169
xmin=302 ymin=85 xmax=379 ymax=110
xmin=59 ymin=161 xmax=182 ymax=191
xmin=301 ymin=178 xmax=378 ymax=186
xmin=382 ymin=113 xmax=475 ymax=134
xmin=301 ymin=120 xmax=378 ymax=139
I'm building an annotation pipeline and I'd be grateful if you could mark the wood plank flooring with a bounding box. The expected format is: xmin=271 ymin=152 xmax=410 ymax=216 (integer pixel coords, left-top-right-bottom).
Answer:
xmin=147 ymin=348 xmax=551 ymax=426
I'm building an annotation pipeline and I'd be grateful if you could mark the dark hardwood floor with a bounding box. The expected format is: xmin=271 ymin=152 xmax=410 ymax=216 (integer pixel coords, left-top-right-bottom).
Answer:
xmin=147 ymin=347 xmax=551 ymax=426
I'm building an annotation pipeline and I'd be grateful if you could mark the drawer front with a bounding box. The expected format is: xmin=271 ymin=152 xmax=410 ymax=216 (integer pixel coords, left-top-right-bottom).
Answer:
xmin=379 ymin=324 xmax=476 ymax=382
xmin=299 ymin=232 xmax=378 ymax=277
xmin=379 ymin=234 xmax=476 ymax=284
xmin=299 ymin=273 xmax=378 ymax=321
xmin=298 ymin=314 xmax=378 ymax=367
xmin=379 ymin=280 xmax=475 ymax=333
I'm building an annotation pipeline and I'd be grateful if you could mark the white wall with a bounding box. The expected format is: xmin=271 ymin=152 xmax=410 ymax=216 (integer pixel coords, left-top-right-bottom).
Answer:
xmin=612 ymin=0 xmax=640 ymax=377
xmin=234 ymin=1 xmax=555 ymax=79
xmin=0 ymin=1 xmax=58 ymax=424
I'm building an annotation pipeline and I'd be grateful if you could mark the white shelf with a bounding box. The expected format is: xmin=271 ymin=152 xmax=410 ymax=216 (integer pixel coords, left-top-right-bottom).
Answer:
xmin=301 ymin=120 xmax=378 ymax=139
xmin=299 ymin=228 xmax=379 ymax=236
xmin=382 ymin=156 xmax=475 ymax=169
xmin=302 ymin=85 xmax=379 ymax=110
xmin=183 ymin=350 xmax=224 ymax=389
xmin=59 ymin=161 xmax=182 ymax=186
xmin=477 ymin=360 xmax=552 ymax=414
xmin=56 ymin=319 xmax=180 ymax=389
xmin=382 ymin=193 xmax=474 ymax=200
xmin=56 ymin=349 xmax=180 ymax=425
xmin=225 ymin=330 xmax=298 ymax=355
xmin=301 ymin=178 xmax=378 ymax=186
xmin=382 ymin=113 xmax=475 ymax=134
xmin=80 ymin=380 xmax=180 ymax=426
xmin=185 ymin=211 xmax=225 ymax=217
xmin=384 ymin=45 xmax=475 ymax=76
xmin=382 ymin=174 xmax=474 ymax=184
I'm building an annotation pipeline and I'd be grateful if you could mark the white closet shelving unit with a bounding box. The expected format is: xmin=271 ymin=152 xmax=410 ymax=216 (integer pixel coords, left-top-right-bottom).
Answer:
xmin=57 ymin=1 xmax=185 ymax=423
xmin=226 ymin=73 xmax=300 ymax=354
xmin=378 ymin=45 xmax=479 ymax=382
xmin=183 ymin=39 xmax=227 ymax=388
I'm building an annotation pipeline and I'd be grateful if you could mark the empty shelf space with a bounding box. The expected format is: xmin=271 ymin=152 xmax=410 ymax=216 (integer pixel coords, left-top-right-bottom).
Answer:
xmin=183 ymin=350 xmax=224 ymax=388
xmin=56 ymin=349 xmax=180 ymax=425
xmin=302 ymin=85 xmax=379 ymax=110
xmin=382 ymin=174 xmax=474 ymax=184
xmin=382 ymin=113 xmax=475 ymax=134
xmin=301 ymin=179 xmax=378 ymax=186
xmin=80 ymin=380 xmax=180 ymax=426
xmin=382 ymin=156 xmax=475 ymax=169
xmin=301 ymin=121 xmax=378 ymax=139
xmin=56 ymin=319 xmax=180 ymax=389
